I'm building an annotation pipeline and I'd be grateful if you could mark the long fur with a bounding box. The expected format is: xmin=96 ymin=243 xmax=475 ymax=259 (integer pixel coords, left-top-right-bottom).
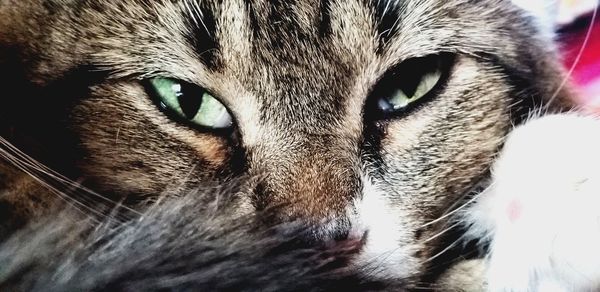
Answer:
xmin=0 ymin=184 xmax=401 ymax=291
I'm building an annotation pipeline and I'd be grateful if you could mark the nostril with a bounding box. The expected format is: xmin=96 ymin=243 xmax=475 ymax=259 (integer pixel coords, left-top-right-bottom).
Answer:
xmin=292 ymin=223 xmax=368 ymax=253
xmin=332 ymin=228 xmax=350 ymax=242
xmin=325 ymin=229 xmax=368 ymax=252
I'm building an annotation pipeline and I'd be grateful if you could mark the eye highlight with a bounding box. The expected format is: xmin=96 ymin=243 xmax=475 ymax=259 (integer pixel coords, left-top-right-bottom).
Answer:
xmin=369 ymin=54 xmax=452 ymax=117
xmin=146 ymin=78 xmax=233 ymax=130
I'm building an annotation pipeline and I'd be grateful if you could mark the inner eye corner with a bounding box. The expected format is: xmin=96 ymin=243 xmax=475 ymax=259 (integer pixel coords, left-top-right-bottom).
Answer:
xmin=365 ymin=52 xmax=456 ymax=120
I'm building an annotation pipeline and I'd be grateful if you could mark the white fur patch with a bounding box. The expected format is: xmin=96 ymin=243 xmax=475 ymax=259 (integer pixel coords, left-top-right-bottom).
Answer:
xmin=466 ymin=113 xmax=600 ymax=291
xmin=349 ymin=176 xmax=419 ymax=279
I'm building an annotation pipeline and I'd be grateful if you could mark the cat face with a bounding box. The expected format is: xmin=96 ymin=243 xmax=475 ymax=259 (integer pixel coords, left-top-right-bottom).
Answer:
xmin=0 ymin=0 xmax=571 ymax=283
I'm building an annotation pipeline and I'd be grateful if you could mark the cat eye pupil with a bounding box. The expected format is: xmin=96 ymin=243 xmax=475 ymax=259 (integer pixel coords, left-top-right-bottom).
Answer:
xmin=370 ymin=54 xmax=450 ymax=117
xmin=398 ymin=73 xmax=421 ymax=98
xmin=177 ymin=88 xmax=203 ymax=120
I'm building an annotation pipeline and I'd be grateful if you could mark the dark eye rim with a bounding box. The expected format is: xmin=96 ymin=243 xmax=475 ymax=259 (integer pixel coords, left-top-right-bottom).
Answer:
xmin=364 ymin=53 xmax=456 ymax=122
xmin=142 ymin=78 xmax=236 ymax=135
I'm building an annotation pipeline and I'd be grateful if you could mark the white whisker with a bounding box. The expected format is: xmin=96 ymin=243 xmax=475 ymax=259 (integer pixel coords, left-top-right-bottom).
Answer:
xmin=0 ymin=136 xmax=141 ymax=223
xmin=422 ymin=235 xmax=464 ymax=264
xmin=0 ymin=137 xmax=141 ymax=216
xmin=420 ymin=180 xmax=495 ymax=229
xmin=423 ymin=221 xmax=460 ymax=244
xmin=545 ymin=3 xmax=598 ymax=109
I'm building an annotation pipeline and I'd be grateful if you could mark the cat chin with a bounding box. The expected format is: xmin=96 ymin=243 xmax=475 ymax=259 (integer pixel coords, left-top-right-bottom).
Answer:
xmin=464 ymin=112 xmax=600 ymax=291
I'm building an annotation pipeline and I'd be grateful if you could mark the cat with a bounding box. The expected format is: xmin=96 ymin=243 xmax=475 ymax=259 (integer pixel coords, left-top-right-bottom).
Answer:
xmin=0 ymin=0 xmax=595 ymax=291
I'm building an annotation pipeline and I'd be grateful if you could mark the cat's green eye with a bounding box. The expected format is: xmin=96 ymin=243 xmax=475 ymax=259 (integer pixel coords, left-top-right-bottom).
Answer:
xmin=374 ymin=55 xmax=450 ymax=115
xmin=147 ymin=78 xmax=233 ymax=130
xmin=377 ymin=69 xmax=442 ymax=112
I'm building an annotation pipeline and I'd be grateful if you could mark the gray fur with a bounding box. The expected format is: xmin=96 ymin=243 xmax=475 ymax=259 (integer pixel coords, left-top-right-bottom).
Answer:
xmin=0 ymin=185 xmax=401 ymax=291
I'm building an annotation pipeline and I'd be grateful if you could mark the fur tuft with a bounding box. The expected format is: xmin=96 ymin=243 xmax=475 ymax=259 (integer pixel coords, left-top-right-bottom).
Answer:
xmin=0 ymin=184 xmax=401 ymax=291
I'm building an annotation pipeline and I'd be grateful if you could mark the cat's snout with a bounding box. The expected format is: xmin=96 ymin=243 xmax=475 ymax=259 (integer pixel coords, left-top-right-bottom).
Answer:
xmin=324 ymin=230 xmax=368 ymax=252
xmin=297 ymin=221 xmax=368 ymax=255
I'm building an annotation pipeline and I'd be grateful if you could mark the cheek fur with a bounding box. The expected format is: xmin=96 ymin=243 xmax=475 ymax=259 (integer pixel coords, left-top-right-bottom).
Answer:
xmin=70 ymin=83 xmax=232 ymax=196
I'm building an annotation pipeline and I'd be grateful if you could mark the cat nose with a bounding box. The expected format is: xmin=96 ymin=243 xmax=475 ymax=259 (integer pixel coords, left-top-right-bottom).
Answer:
xmin=284 ymin=217 xmax=368 ymax=252
xmin=323 ymin=229 xmax=368 ymax=251
xmin=247 ymin=131 xmax=363 ymax=240
xmin=294 ymin=218 xmax=368 ymax=252
xmin=249 ymin=151 xmax=362 ymax=224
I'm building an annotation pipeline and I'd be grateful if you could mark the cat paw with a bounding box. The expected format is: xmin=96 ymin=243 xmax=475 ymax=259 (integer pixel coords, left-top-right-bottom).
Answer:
xmin=466 ymin=113 xmax=600 ymax=291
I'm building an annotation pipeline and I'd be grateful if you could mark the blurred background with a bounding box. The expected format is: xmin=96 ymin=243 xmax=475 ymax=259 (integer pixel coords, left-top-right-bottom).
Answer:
xmin=555 ymin=0 xmax=599 ymax=110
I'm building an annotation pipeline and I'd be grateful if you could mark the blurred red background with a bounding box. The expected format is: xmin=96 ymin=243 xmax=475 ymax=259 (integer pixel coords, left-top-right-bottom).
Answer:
xmin=559 ymin=6 xmax=600 ymax=110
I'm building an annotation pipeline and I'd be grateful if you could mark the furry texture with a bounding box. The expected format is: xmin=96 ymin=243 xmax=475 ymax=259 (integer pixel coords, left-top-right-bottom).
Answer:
xmin=463 ymin=113 xmax=600 ymax=291
xmin=0 ymin=185 xmax=400 ymax=291
xmin=0 ymin=0 xmax=583 ymax=290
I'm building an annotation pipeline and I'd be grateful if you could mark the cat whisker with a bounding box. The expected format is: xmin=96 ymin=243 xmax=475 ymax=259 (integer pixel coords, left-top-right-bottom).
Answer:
xmin=181 ymin=0 xmax=211 ymax=37
xmin=0 ymin=137 xmax=141 ymax=213
xmin=358 ymin=220 xmax=462 ymax=278
xmin=1 ymin=149 xmax=107 ymax=223
xmin=545 ymin=3 xmax=598 ymax=109
xmin=422 ymin=235 xmax=464 ymax=264
xmin=420 ymin=179 xmax=494 ymax=229
xmin=422 ymin=221 xmax=461 ymax=244
xmin=0 ymin=137 xmax=141 ymax=221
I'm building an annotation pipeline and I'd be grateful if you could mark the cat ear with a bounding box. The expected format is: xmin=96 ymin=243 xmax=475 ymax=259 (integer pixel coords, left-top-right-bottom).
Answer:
xmin=511 ymin=0 xmax=559 ymax=33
